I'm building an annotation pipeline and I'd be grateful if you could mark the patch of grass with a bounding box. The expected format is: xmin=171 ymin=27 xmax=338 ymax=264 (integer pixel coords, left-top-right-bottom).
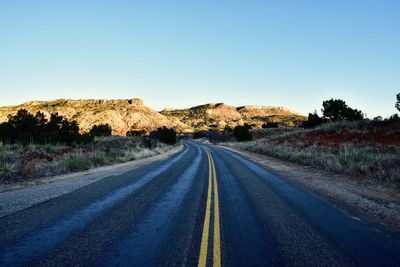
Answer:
xmin=91 ymin=151 xmax=108 ymax=166
xmin=338 ymin=145 xmax=364 ymax=172
xmin=0 ymin=136 xmax=176 ymax=184
xmin=124 ymin=148 xmax=156 ymax=161
xmin=315 ymin=120 xmax=369 ymax=132
xmin=0 ymin=162 xmax=16 ymax=175
xmin=107 ymin=150 xmax=125 ymax=161
xmin=63 ymin=154 xmax=90 ymax=172
xmin=228 ymin=140 xmax=400 ymax=182
xmin=0 ymin=151 xmax=11 ymax=163
xmin=44 ymin=143 xmax=65 ymax=153
xmin=28 ymin=143 xmax=37 ymax=153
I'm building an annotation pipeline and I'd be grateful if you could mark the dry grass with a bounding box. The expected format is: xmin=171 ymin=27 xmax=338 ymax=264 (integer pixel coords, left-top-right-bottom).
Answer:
xmin=0 ymin=137 xmax=175 ymax=183
xmin=226 ymin=121 xmax=400 ymax=183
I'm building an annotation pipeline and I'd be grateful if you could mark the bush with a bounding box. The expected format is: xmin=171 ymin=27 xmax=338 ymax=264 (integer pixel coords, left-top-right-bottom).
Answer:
xmin=80 ymin=133 xmax=95 ymax=144
xmin=0 ymin=162 xmax=16 ymax=176
xmin=126 ymin=129 xmax=145 ymax=137
xmin=303 ymin=111 xmax=327 ymax=128
xmin=207 ymin=131 xmax=228 ymax=143
xmin=142 ymin=137 xmax=158 ymax=149
xmin=262 ymin=122 xmax=279 ymax=128
xmin=151 ymin=127 xmax=177 ymax=145
xmin=91 ymin=151 xmax=108 ymax=166
xmin=63 ymin=154 xmax=90 ymax=172
xmin=193 ymin=131 xmax=205 ymax=139
xmin=234 ymin=124 xmax=253 ymax=142
xmin=90 ymin=124 xmax=112 ymax=137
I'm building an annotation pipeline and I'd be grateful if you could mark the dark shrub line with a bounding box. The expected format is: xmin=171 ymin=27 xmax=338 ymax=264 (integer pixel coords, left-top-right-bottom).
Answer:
xmin=0 ymin=109 xmax=115 ymax=145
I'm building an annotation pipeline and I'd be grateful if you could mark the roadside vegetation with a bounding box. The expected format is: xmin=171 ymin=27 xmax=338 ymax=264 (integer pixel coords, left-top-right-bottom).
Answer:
xmin=0 ymin=136 xmax=174 ymax=183
xmin=223 ymin=95 xmax=400 ymax=183
xmin=0 ymin=109 xmax=178 ymax=183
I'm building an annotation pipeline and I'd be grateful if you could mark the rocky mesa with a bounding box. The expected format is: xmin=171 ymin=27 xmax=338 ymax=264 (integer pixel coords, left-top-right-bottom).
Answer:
xmin=0 ymin=99 xmax=306 ymax=134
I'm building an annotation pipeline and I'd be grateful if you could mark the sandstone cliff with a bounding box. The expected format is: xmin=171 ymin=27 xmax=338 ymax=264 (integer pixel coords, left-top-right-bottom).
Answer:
xmin=0 ymin=99 xmax=306 ymax=134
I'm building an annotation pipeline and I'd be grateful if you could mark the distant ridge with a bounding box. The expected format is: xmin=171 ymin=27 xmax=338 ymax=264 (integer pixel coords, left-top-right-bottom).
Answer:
xmin=0 ymin=98 xmax=306 ymax=134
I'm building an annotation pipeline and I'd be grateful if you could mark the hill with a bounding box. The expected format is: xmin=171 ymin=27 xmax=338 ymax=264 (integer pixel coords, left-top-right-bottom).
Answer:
xmin=0 ymin=99 xmax=306 ymax=134
xmin=161 ymin=103 xmax=306 ymax=130
xmin=0 ymin=98 xmax=188 ymax=135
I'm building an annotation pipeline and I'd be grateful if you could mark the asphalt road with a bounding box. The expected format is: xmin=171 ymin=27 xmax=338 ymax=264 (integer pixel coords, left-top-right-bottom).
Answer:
xmin=1 ymin=141 xmax=399 ymax=266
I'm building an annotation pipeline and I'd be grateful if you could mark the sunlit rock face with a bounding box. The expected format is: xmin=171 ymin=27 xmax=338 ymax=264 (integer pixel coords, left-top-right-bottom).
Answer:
xmin=0 ymin=98 xmax=306 ymax=134
xmin=128 ymin=98 xmax=143 ymax=106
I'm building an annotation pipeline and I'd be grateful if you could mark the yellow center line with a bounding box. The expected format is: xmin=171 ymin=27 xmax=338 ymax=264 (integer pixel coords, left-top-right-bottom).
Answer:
xmin=211 ymin=154 xmax=221 ymax=267
xmin=198 ymin=149 xmax=222 ymax=267
xmin=198 ymin=152 xmax=213 ymax=267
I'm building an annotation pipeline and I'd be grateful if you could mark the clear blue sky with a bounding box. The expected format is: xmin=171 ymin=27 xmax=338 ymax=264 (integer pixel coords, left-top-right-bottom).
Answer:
xmin=0 ymin=0 xmax=399 ymax=117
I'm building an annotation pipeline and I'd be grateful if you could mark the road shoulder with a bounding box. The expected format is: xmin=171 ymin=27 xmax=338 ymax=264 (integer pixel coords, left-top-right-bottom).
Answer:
xmin=0 ymin=145 xmax=183 ymax=218
xmin=219 ymin=145 xmax=400 ymax=236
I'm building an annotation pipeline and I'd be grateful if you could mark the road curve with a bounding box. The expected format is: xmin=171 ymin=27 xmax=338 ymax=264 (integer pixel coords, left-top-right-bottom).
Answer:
xmin=0 ymin=141 xmax=399 ymax=266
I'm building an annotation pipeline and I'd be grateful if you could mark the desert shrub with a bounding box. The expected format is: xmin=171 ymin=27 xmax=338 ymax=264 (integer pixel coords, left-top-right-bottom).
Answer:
xmin=63 ymin=154 xmax=90 ymax=172
xmin=193 ymin=131 xmax=205 ymax=139
xmin=125 ymin=148 xmax=156 ymax=160
xmin=91 ymin=151 xmax=108 ymax=165
xmin=234 ymin=124 xmax=253 ymax=142
xmin=151 ymin=127 xmax=177 ymax=145
xmin=338 ymin=145 xmax=364 ymax=172
xmin=122 ymin=149 xmax=138 ymax=161
xmin=0 ymin=162 xmax=16 ymax=175
xmin=126 ymin=130 xmax=145 ymax=137
xmin=223 ymin=126 xmax=234 ymax=134
xmin=0 ymin=149 xmax=15 ymax=163
xmin=206 ymin=131 xmax=229 ymax=143
xmin=90 ymin=124 xmax=112 ymax=137
xmin=141 ymin=137 xmax=158 ymax=149
xmin=262 ymin=122 xmax=279 ymax=128
xmin=303 ymin=111 xmax=327 ymax=128
xmin=80 ymin=133 xmax=95 ymax=144
xmin=44 ymin=143 xmax=59 ymax=153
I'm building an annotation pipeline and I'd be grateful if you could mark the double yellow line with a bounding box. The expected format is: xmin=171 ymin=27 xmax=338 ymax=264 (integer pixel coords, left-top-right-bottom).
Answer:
xmin=198 ymin=149 xmax=221 ymax=267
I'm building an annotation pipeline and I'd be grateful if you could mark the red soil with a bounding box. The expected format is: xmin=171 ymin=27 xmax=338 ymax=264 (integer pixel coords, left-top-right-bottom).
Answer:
xmin=280 ymin=121 xmax=400 ymax=146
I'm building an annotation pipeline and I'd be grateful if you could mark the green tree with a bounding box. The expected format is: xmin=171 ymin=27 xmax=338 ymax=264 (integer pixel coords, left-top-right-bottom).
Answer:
xmin=0 ymin=109 xmax=93 ymax=144
xmin=233 ymin=124 xmax=253 ymax=142
xmin=151 ymin=127 xmax=177 ymax=145
xmin=322 ymin=99 xmax=363 ymax=121
xmin=6 ymin=109 xmax=48 ymax=144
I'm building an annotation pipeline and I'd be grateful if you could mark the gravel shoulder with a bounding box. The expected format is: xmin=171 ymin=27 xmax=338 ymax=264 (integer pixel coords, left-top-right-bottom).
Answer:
xmin=0 ymin=145 xmax=183 ymax=217
xmin=220 ymin=145 xmax=400 ymax=236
